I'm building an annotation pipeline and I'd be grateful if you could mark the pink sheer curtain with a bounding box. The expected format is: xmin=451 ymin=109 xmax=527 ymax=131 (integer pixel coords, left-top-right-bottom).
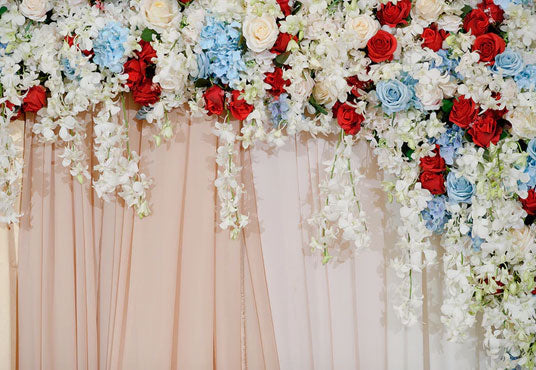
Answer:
xmin=251 ymin=137 xmax=486 ymax=370
xmin=17 ymin=102 xmax=279 ymax=370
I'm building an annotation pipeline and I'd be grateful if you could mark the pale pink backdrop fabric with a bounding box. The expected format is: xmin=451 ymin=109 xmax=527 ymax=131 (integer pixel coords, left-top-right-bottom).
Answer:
xmin=17 ymin=103 xmax=279 ymax=370
xmin=10 ymin=106 xmax=489 ymax=369
xmin=250 ymin=137 xmax=487 ymax=370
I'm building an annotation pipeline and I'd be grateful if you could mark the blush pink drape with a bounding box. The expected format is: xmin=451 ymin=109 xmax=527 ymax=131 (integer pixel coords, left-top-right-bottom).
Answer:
xmin=250 ymin=137 xmax=486 ymax=370
xmin=17 ymin=102 xmax=279 ymax=370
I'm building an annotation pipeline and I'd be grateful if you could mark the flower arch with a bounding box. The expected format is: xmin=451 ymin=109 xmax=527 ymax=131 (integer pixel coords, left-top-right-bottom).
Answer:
xmin=2 ymin=0 xmax=536 ymax=367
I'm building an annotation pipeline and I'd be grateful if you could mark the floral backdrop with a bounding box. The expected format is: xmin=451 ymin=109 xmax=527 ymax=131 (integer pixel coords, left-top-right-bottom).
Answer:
xmin=1 ymin=0 xmax=536 ymax=367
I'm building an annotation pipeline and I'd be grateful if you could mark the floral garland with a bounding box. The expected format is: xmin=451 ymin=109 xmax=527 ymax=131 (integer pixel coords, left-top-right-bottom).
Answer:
xmin=1 ymin=0 xmax=536 ymax=367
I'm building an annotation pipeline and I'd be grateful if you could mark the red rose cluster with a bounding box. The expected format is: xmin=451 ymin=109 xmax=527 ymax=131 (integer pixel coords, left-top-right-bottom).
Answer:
xmin=419 ymin=145 xmax=446 ymax=195
xmin=124 ymin=41 xmax=162 ymax=106
xmin=449 ymin=96 xmax=503 ymax=148
xmin=463 ymin=1 xmax=506 ymax=64
xmin=203 ymin=86 xmax=254 ymax=121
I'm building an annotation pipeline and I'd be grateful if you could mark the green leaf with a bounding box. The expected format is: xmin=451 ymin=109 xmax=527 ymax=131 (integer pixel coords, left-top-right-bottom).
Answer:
xmin=441 ymin=99 xmax=454 ymax=113
xmin=308 ymin=95 xmax=328 ymax=115
xmin=291 ymin=1 xmax=302 ymax=15
xmin=499 ymin=129 xmax=508 ymax=140
xmin=0 ymin=6 xmax=7 ymax=18
xmin=274 ymin=51 xmax=291 ymax=67
xmin=461 ymin=5 xmax=473 ymax=18
xmin=194 ymin=78 xmax=212 ymax=88
xmin=141 ymin=28 xmax=157 ymax=42
xmin=402 ymin=143 xmax=414 ymax=160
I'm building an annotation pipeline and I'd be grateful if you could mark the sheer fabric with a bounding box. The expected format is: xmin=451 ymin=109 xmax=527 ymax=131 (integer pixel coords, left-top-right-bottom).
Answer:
xmin=17 ymin=103 xmax=278 ymax=370
xmin=251 ymin=136 xmax=487 ymax=370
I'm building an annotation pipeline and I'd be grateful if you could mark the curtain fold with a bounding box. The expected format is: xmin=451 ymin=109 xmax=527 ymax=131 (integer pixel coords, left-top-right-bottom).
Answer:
xmin=17 ymin=103 xmax=279 ymax=370
xmin=250 ymin=135 xmax=486 ymax=370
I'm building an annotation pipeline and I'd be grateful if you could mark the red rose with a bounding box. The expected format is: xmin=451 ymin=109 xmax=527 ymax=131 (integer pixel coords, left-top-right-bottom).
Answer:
xmin=472 ymin=33 xmax=506 ymax=65
xmin=136 ymin=40 xmax=157 ymax=63
xmin=229 ymin=90 xmax=254 ymax=120
xmin=468 ymin=112 xmax=502 ymax=148
xmin=124 ymin=58 xmax=146 ymax=89
xmin=463 ymin=9 xmax=490 ymax=36
xmin=421 ymin=23 xmax=449 ymax=51
xmin=270 ymin=33 xmax=297 ymax=55
xmin=477 ymin=0 xmax=504 ymax=23
xmin=419 ymin=145 xmax=446 ymax=173
xmin=521 ymin=188 xmax=536 ymax=216
xmin=276 ymin=0 xmax=292 ymax=16
xmin=264 ymin=68 xmax=291 ymax=98
xmin=203 ymin=85 xmax=226 ymax=116
xmin=377 ymin=0 xmax=411 ymax=27
xmin=336 ymin=103 xmax=364 ymax=135
xmin=133 ymin=79 xmax=161 ymax=106
xmin=346 ymin=76 xmax=372 ymax=98
xmin=449 ymin=96 xmax=479 ymax=129
xmin=419 ymin=171 xmax=446 ymax=195
xmin=22 ymin=85 xmax=47 ymax=113
xmin=367 ymin=30 xmax=397 ymax=63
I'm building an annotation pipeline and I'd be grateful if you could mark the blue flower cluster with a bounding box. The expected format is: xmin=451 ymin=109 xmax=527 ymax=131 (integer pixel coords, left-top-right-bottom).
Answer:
xmin=93 ymin=22 xmax=129 ymax=74
xmin=437 ymin=125 xmax=464 ymax=165
xmin=446 ymin=172 xmax=474 ymax=204
xmin=492 ymin=49 xmax=536 ymax=91
xmin=519 ymin=139 xmax=536 ymax=192
xmin=269 ymin=94 xmax=290 ymax=128
xmin=493 ymin=0 xmax=531 ymax=10
xmin=431 ymin=50 xmax=462 ymax=79
xmin=421 ymin=196 xmax=450 ymax=234
xmin=376 ymin=77 xmax=420 ymax=115
xmin=197 ymin=17 xmax=245 ymax=88
xmin=61 ymin=58 xmax=78 ymax=80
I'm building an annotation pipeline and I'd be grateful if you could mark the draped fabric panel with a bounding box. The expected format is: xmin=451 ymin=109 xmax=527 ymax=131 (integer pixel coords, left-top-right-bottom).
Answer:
xmin=16 ymin=103 xmax=278 ymax=370
xmin=251 ymin=136 xmax=487 ymax=370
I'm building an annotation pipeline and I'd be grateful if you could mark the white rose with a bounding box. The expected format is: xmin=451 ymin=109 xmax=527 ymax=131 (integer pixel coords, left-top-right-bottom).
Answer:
xmin=415 ymin=83 xmax=443 ymax=110
xmin=345 ymin=14 xmax=380 ymax=49
xmin=413 ymin=0 xmax=443 ymax=22
xmin=312 ymin=80 xmax=338 ymax=107
xmin=288 ymin=73 xmax=314 ymax=102
xmin=141 ymin=0 xmax=179 ymax=31
xmin=20 ymin=0 xmax=50 ymax=22
xmin=507 ymin=108 xmax=536 ymax=139
xmin=154 ymin=62 xmax=187 ymax=92
xmin=243 ymin=15 xmax=279 ymax=53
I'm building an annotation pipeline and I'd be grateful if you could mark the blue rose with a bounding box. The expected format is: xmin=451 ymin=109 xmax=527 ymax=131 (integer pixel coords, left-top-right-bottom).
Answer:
xmin=93 ymin=22 xmax=129 ymax=73
xmin=514 ymin=64 xmax=536 ymax=91
xmin=446 ymin=172 xmax=474 ymax=204
xmin=492 ymin=49 xmax=524 ymax=76
xmin=421 ymin=196 xmax=450 ymax=234
xmin=376 ymin=79 xmax=413 ymax=115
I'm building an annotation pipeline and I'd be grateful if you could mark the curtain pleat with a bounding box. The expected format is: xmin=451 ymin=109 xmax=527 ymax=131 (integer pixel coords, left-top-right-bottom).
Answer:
xmin=16 ymin=101 xmax=279 ymax=370
xmin=251 ymin=135 xmax=487 ymax=370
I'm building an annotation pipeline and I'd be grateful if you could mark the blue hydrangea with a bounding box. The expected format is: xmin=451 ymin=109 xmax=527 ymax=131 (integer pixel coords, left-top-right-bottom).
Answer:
xmin=61 ymin=58 xmax=78 ymax=80
xmin=269 ymin=94 xmax=290 ymax=128
xmin=446 ymin=172 xmax=475 ymax=204
xmin=431 ymin=50 xmax=462 ymax=79
xmin=493 ymin=0 xmax=530 ymax=9
xmin=376 ymin=79 xmax=414 ymax=115
xmin=93 ymin=22 xmax=129 ymax=74
xmin=492 ymin=49 xmax=524 ymax=77
xmin=514 ymin=64 xmax=536 ymax=91
xmin=437 ymin=125 xmax=464 ymax=165
xmin=518 ymin=139 xmax=536 ymax=192
xmin=198 ymin=17 xmax=245 ymax=88
xmin=421 ymin=196 xmax=450 ymax=234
